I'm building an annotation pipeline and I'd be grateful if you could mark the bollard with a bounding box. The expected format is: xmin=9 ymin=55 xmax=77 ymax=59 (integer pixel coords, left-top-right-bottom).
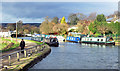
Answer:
xmin=35 ymin=46 xmax=38 ymax=53
xmin=8 ymin=55 xmax=11 ymax=66
xmin=24 ymin=50 xmax=27 ymax=58
xmin=17 ymin=52 xmax=20 ymax=61
xmin=30 ymin=49 xmax=32 ymax=54
xmin=4 ymin=65 xmax=7 ymax=69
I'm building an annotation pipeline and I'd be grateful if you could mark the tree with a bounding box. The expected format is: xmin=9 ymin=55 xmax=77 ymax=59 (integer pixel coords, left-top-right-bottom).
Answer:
xmin=7 ymin=23 xmax=15 ymax=31
xmin=87 ymin=12 xmax=96 ymax=21
xmin=96 ymin=14 xmax=106 ymax=22
xmin=97 ymin=22 xmax=109 ymax=36
xmin=61 ymin=16 xmax=66 ymax=24
xmin=77 ymin=22 xmax=89 ymax=34
xmin=52 ymin=17 xmax=59 ymax=24
xmin=76 ymin=13 xmax=87 ymax=20
xmin=53 ymin=24 xmax=69 ymax=35
xmin=68 ymin=13 xmax=79 ymax=25
xmin=88 ymin=21 xmax=97 ymax=34
xmin=108 ymin=22 xmax=120 ymax=35
xmin=40 ymin=17 xmax=55 ymax=34
xmin=31 ymin=26 xmax=40 ymax=34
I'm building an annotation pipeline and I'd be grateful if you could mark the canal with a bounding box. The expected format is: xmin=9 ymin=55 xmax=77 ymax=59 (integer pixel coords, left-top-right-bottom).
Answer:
xmin=28 ymin=42 xmax=118 ymax=69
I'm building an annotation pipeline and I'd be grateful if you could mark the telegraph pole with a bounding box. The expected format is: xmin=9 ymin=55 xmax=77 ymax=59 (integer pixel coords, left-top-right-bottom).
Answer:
xmin=16 ymin=21 xmax=17 ymax=43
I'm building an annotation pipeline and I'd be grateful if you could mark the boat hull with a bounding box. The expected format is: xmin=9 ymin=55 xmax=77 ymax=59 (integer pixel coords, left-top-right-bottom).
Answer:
xmin=81 ymin=41 xmax=115 ymax=45
xmin=45 ymin=42 xmax=59 ymax=47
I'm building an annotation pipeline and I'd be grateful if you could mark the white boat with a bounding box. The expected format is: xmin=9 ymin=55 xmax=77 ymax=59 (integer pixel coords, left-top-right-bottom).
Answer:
xmin=81 ymin=37 xmax=115 ymax=45
xmin=56 ymin=36 xmax=65 ymax=42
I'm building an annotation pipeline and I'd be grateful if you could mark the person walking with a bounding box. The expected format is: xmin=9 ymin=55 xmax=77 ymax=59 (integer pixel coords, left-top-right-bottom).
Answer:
xmin=20 ymin=39 xmax=25 ymax=54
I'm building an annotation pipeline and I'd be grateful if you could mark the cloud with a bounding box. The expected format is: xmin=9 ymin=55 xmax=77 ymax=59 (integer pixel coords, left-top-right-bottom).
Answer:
xmin=1 ymin=2 xmax=118 ymax=23
xmin=2 ymin=13 xmax=44 ymax=23
xmin=1 ymin=0 xmax=119 ymax=2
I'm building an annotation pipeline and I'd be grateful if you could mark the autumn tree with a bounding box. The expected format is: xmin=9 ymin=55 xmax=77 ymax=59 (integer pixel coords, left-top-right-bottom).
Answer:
xmin=97 ymin=22 xmax=109 ymax=36
xmin=40 ymin=16 xmax=54 ymax=34
xmin=76 ymin=13 xmax=87 ymax=20
xmin=61 ymin=16 xmax=66 ymax=24
xmin=68 ymin=13 xmax=79 ymax=25
xmin=53 ymin=24 xmax=69 ymax=35
xmin=7 ymin=23 xmax=15 ymax=31
xmin=51 ymin=17 xmax=59 ymax=24
xmin=87 ymin=12 xmax=96 ymax=21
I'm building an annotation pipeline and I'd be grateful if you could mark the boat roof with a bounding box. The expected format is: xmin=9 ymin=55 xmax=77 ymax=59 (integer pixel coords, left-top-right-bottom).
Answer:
xmin=83 ymin=36 xmax=113 ymax=39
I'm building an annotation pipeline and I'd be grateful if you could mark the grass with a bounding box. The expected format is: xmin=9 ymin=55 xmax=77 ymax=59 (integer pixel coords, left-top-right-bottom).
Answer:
xmin=26 ymin=40 xmax=43 ymax=45
xmin=0 ymin=37 xmax=19 ymax=52
xmin=0 ymin=37 xmax=43 ymax=52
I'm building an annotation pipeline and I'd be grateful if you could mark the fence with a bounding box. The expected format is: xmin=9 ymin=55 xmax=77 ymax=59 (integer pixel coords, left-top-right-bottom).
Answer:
xmin=0 ymin=43 xmax=46 ymax=69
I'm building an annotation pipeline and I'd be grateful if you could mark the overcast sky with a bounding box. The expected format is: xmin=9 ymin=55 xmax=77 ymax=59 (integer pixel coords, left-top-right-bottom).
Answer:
xmin=1 ymin=2 xmax=118 ymax=23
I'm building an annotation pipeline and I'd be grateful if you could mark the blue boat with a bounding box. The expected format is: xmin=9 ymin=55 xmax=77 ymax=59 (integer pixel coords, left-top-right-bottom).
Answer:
xmin=66 ymin=36 xmax=80 ymax=43
xmin=66 ymin=32 xmax=85 ymax=43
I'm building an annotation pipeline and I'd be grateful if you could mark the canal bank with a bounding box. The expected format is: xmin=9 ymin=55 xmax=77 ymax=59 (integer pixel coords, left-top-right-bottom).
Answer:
xmin=1 ymin=44 xmax=51 ymax=71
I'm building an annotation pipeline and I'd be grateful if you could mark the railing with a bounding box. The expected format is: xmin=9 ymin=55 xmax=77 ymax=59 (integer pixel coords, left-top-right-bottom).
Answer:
xmin=0 ymin=43 xmax=46 ymax=69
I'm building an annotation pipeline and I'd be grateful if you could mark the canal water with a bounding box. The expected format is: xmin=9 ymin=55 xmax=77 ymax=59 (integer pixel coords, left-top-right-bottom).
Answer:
xmin=28 ymin=42 xmax=118 ymax=69
xmin=18 ymin=37 xmax=118 ymax=69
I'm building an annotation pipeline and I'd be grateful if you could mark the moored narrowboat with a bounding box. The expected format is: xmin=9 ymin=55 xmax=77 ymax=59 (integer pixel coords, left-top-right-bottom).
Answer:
xmin=66 ymin=36 xmax=80 ymax=43
xmin=81 ymin=37 xmax=115 ymax=45
xmin=43 ymin=38 xmax=59 ymax=47
xmin=66 ymin=32 xmax=86 ymax=43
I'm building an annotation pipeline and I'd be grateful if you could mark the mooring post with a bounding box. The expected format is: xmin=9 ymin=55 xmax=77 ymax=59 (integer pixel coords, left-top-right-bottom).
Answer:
xmin=24 ymin=50 xmax=27 ymax=57
xmin=17 ymin=52 xmax=20 ymax=61
xmin=30 ymin=49 xmax=32 ymax=54
xmin=8 ymin=55 xmax=11 ymax=66
xmin=35 ymin=46 xmax=38 ymax=52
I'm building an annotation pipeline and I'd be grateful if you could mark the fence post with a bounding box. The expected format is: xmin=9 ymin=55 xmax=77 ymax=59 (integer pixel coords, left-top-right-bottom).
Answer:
xmin=35 ymin=46 xmax=38 ymax=53
xmin=17 ymin=52 xmax=20 ymax=61
xmin=30 ymin=49 xmax=32 ymax=54
xmin=24 ymin=50 xmax=27 ymax=58
xmin=8 ymin=55 xmax=11 ymax=66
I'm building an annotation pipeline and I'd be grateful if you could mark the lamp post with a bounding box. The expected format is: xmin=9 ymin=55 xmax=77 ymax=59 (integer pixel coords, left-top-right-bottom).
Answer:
xmin=16 ymin=21 xmax=17 ymax=43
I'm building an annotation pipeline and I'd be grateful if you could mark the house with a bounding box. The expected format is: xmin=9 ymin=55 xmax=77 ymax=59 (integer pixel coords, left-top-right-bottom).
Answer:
xmin=0 ymin=31 xmax=12 ymax=37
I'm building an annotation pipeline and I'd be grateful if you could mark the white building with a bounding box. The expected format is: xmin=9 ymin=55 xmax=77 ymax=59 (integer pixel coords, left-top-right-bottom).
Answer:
xmin=68 ymin=26 xmax=78 ymax=31
xmin=0 ymin=31 xmax=12 ymax=37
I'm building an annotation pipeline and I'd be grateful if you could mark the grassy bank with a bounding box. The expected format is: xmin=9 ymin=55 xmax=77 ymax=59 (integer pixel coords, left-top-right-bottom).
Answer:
xmin=0 ymin=37 xmax=43 ymax=52
xmin=0 ymin=37 xmax=19 ymax=52
xmin=26 ymin=40 xmax=43 ymax=45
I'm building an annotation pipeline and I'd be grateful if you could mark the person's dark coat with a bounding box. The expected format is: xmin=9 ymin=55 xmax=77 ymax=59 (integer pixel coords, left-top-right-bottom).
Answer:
xmin=20 ymin=41 xmax=25 ymax=53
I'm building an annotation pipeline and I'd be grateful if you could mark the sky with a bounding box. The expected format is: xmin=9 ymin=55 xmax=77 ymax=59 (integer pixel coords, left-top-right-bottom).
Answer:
xmin=0 ymin=2 xmax=118 ymax=23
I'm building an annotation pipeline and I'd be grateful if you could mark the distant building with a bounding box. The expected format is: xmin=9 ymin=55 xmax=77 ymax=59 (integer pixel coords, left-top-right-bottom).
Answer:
xmin=68 ymin=26 xmax=78 ymax=31
xmin=106 ymin=18 xmax=114 ymax=23
xmin=0 ymin=31 xmax=12 ymax=37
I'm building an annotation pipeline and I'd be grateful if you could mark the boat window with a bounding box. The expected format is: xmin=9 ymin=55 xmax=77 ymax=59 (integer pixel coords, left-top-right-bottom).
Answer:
xmin=109 ymin=37 xmax=114 ymax=41
xmin=90 ymin=39 xmax=92 ymax=41
xmin=87 ymin=39 xmax=89 ymax=41
xmin=101 ymin=39 xmax=103 ymax=41
xmin=97 ymin=39 xmax=99 ymax=41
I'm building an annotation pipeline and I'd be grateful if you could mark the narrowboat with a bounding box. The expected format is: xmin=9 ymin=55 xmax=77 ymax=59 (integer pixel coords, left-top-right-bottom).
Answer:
xmin=81 ymin=37 xmax=115 ymax=45
xmin=66 ymin=32 xmax=86 ymax=43
xmin=43 ymin=38 xmax=59 ymax=47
